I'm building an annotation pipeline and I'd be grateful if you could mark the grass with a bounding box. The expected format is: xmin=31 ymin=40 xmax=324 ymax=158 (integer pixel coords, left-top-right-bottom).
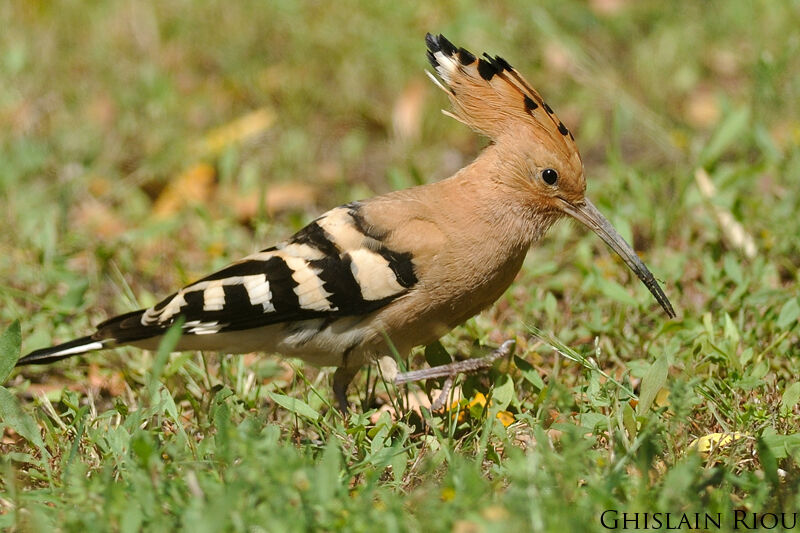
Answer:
xmin=2 ymin=0 xmax=800 ymax=530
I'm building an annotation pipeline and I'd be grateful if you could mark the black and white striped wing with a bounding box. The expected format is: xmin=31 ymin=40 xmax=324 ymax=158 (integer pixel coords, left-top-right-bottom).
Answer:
xmin=99 ymin=202 xmax=418 ymax=344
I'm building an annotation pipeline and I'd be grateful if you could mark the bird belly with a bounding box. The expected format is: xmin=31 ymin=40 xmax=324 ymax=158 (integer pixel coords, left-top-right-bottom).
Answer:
xmin=128 ymin=316 xmax=376 ymax=368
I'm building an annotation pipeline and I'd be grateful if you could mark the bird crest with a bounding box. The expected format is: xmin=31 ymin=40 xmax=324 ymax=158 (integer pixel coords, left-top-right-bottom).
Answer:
xmin=425 ymin=33 xmax=580 ymax=166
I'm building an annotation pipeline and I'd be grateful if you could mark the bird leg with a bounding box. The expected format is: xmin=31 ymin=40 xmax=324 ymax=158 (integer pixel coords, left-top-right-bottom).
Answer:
xmin=394 ymin=340 xmax=515 ymax=384
xmin=394 ymin=340 xmax=515 ymax=408
xmin=430 ymin=376 xmax=454 ymax=411
xmin=332 ymin=365 xmax=359 ymax=413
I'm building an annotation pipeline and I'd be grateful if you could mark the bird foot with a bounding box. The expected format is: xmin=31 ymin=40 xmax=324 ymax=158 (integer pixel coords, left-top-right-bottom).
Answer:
xmin=394 ymin=339 xmax=515 ymax=408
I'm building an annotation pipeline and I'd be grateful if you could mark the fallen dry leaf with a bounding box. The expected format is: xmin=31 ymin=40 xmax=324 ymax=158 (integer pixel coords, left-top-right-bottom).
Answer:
xmin=452 ymin=520 xmax=482 ymax=533
xmin=264 ymin=183 xmax=318 ymax=215
xmin=153 ymin=163 xmax=216 ymax=218
xmin=195 ymin=107 xmax=276 ymax=156
xmin=689 ymin=432 xmax=748 ymax=457
xmin=25 ymin=378 xmax=80 ymax=397
xmin=589 ymin=0 xmax=630 ymax=15
xmin=695 ymin=168 xmax=757 ymax=258
xmin=227 ymin=182 xmax=318 ymax=220
xmin=392 ymin=79 xmax=427 ymax=144
xmin=72 ymin=197 xmax=129 ymax=238
xmin=769 ymin=120 xmax=800 ymax=152
xmin=685 ymin=87 xmax=720 ymax=128
xmin=87 ymin=363 xmax=127 ymax=397
xmin=544 ymin=43 xmax=576 ymax=75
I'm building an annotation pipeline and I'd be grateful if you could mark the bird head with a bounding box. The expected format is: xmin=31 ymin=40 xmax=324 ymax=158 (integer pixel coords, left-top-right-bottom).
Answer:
xmin=426 ymin=33 xmax=675 ymax=318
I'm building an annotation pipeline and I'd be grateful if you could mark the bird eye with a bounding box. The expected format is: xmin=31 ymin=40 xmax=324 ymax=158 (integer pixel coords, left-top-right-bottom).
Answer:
xmin=542 ymin=168 xmax=559 ymax=186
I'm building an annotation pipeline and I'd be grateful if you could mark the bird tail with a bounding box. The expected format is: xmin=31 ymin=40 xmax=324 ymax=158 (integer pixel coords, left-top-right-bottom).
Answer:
xmin=16 ymin=336 xmax=113 ymax=366
xmin=16 ymin=309 xmax=155 ymax=366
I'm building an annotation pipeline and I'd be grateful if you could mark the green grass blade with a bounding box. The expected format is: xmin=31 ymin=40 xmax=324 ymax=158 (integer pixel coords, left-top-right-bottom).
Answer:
xmin=0 ymin=386 xmax=47 ymax=454
xmin=267 ymin=392 xmax=321 ymax=422
xmin=0 ymin=320 xmax=21 ymax=383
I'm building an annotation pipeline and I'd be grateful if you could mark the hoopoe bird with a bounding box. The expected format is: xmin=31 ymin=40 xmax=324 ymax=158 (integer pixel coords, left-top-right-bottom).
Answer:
xmin=16 ymin=34 xmax=675 ymax=412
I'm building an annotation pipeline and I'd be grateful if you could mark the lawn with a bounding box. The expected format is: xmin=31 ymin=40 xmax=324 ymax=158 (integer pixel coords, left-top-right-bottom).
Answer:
xmin=2 ymin=1 xmax=800 ymax=531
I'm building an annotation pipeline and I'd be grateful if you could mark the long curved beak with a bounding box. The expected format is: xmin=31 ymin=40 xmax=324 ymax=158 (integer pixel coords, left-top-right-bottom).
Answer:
xmin=557 ymin=197 xmax=676 ymax=318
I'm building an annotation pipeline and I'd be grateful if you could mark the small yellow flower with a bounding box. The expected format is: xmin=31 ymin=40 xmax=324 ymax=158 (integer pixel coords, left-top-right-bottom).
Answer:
xmin=496 ymin=411 xmax=515 ymax=427
xmin=468 ymin=392 xmax=487 ymax=409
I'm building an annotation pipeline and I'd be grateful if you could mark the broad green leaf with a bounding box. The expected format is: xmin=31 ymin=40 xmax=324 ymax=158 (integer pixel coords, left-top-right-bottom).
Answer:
xmin=147 ymin=317 xmax=184 ymax=401
xmin=315 ymin=440 xmax=341 ymax=501
xmin=424 ymin=340 xmax=452 ymax=368
xmin=391 ymin=446 xmax=408 ymax=482
xmin=0 ymin=386 xmax=46 ymax=452
xmin=637 ymin=355 xmax=668 ymax=414
xmin=750 ymin=360 xmax=769 ymax=381
xmin=756 ymin=437 xmax=779 ymax=486
xmin=0 ymin=321 xmax=21 ymax=383
xmin=268 ymin=392 xmax=321 ymax=421
xmin=723 ymin=254 xmax=743 ymax=286
xmin=577 ymin=412 xmax=608 ymax=433
xmin=490 ymin=374 xmax=515 ymax=411
xmin=514 ymin=356 xmax=544 ymax=389
xmin=723 ymin=313 xmax=740 ymax=344
xmin=699 ymin=106 xmax=750 ymax=166
xmin=777 ymin=298 xmax=800 ymax=330
xmin=211 ymin=396 xmax=233 ymax=463
xmin=595 ymin=276 xmax=638 ymax=307
xmin=781 ymin=382 xmax=800 ymax=414
xmin=622 ymin=402 xmax=637 ymax=440
xmin=739 ymin=347 xmax=754 ymax=367
xmin=760 ymin=433 xmax=800 ymax=460
xmin=130 ymin=431 xmax=157 ymax=469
